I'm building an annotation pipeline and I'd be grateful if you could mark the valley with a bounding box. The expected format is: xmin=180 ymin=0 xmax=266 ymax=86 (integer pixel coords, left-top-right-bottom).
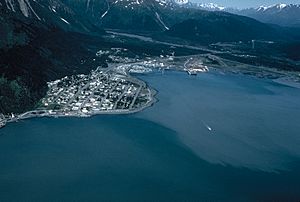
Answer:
xmin=1 ymin=33 xmax=299 ymax=128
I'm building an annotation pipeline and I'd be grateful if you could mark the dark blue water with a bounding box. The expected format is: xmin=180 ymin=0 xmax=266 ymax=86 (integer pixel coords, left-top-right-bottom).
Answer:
xmin=1 ymin=71 xmax=300 ymax=201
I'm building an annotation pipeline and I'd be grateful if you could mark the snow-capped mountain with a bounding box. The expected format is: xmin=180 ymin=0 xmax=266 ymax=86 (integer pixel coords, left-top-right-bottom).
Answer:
xmin=178 ymin=2 xmax=300 ymax=27
xmin=188 ymin=2 xmax=225 ymax=11
xmin=175 ymin=1 xmax=226 ymax=11
xmin=231 ymin=3 xmax=300 ymax=27
xmin=256 ymin=3 xmax=290 ymax=11
xmin=242 ymin=3 xmax=300 ymax=14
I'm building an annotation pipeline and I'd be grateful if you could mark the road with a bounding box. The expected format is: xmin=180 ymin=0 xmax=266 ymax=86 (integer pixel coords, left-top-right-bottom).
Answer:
xmin=106 ymin=30 xmax=223 ymax=54
xmin=113 ymin=86 xmax=130 ymax=110
xmin=129 ymin=86 xmax=142 ymax=109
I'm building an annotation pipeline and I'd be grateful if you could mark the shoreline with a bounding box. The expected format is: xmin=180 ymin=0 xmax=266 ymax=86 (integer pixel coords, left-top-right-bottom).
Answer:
xmin=3 ymin=88 xmax=158 ymax=127
xmin=272 ymin=77 xmax=300 ymax=89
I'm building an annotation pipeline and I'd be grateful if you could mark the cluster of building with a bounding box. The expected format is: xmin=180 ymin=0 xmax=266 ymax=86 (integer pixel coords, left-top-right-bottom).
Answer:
xmin=115 ymin=60 xmax=168 ymax=75
xmin=39 ymin=68 xmax=153 ymax=116
xmin=96 ymin=48 xmax=140 ymax=63
xmin=184 ymin=59 xmax=209 ymax=75
xmin=0 ymin=114 xmax=6 ymax=128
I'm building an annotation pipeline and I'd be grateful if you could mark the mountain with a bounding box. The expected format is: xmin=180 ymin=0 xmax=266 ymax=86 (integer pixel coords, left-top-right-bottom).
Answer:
xmin=182 ymin=2 xmax=300 ymax=28
xmin=233 ymin=4 xmax=300 ymax=28
xmin=183 ymin=2 xmax=225 ymax=11
xmin=165 ymin=11 xmax=281 ymax=44
xmin=99 ymin=0 xmax=172 ymax=31
xmin=179 ymin=2 xmax=300 ymax=28
xmin=0 ymin=0 xmax=104 ymax=34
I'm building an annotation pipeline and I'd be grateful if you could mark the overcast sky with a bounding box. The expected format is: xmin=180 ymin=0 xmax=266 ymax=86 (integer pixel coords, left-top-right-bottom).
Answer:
xmin=190 ymin=0 xmax=299 ymax=8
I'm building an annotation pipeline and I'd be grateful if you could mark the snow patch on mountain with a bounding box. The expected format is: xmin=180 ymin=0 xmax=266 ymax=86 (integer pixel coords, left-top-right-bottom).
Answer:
xmin=86 ymin=0 xmax=91 ymax=10
xmin=257 ymin=6 xmax=268 ymax=11
xmin=179 ymin=2 xmax=226 ymax=11
xmin=174 ymin=0 xmax=188 ymax=5
xmin=155 ymin=0 xmax=168 ymax=7
xmin=3 ymin=0 xmax=40 ymax=20
xmin=276 ymin=3 xmax=287 ymax=9
xmin=101 ymin=10 xmax=108 ymax=18
xmin=25 ymin=0 xmax=40 ymax=20
xmin=50 ymin=6 xmax=56 ymax=13
xmin=155 ymin=12 xmax=169 ymax=30
xmin=199 ymin=3 xmax=225 ymax=11
xmin=5 ymin=0 xmax=16 ymax=11
xmin=256 ymin=3 xmax=288 ymax=11
xmin=18 ymin=0 xmax=30 ymax=17
xmin=112 ymin=0 xmax=145 ymax=7
xmin=60 ymin=17 xmax=70 ymax=25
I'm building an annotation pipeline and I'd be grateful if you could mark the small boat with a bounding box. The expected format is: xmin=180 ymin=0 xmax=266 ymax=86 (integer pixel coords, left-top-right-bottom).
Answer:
xmin=206 ymin=126 xmax=212 ymax=131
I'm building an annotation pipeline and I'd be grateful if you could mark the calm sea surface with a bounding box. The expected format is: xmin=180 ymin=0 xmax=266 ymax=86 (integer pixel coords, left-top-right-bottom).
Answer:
xmin=0 ymin=71 xmax=300 ymax=201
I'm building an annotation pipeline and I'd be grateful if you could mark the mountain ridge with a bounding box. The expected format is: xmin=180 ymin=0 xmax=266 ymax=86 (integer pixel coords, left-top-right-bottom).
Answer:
xmin=179 ymin=2 xmax=300 ymax=27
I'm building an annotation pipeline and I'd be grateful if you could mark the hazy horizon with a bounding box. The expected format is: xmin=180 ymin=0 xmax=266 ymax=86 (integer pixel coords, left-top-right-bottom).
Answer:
xmin=190 ymin=0 xmax=299 ymax=8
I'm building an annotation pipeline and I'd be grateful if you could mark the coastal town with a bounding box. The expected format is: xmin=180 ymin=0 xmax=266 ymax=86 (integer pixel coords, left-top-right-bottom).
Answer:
xmin=0 ymin=66 xmax=155 ymax=128
xmin=39 ymin=67 xmax=155 ymax=114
